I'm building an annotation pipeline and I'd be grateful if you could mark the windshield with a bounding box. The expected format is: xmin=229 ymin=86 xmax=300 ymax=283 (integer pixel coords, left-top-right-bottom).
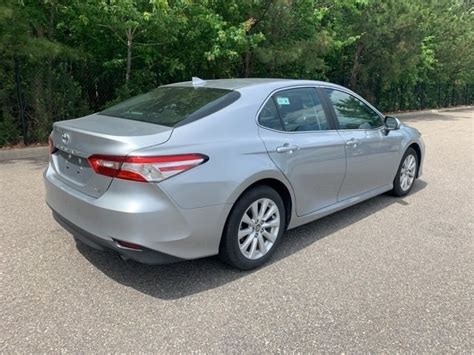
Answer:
xmin=101 ymin=86 xmax=240 ymax=127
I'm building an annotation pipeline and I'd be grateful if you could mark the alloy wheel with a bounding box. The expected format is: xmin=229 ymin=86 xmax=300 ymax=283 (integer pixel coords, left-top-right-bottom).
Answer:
xmin=400 ymin=154 xmax=417 ymax=191
xmin=238 ymin=198 xmax=280 ymax=260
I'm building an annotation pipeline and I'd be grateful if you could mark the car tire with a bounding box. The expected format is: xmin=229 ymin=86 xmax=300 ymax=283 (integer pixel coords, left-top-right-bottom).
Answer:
xmin=219 ymin=185 xmax=286 ymax=270
xmin=391 ymin=147 xmax=418 ymax=197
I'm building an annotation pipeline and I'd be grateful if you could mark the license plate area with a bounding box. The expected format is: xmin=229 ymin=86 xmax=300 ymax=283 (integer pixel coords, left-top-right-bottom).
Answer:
xmin=55 ymin=150 xmax=94 ymax=185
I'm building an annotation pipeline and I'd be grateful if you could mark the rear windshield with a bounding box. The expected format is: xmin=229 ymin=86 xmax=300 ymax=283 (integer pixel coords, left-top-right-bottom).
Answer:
xmin=101 ymin=86 xmax=240 ymax=127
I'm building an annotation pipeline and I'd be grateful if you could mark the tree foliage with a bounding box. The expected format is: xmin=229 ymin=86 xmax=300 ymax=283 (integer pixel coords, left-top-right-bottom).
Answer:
xmin=1 ymin=0 xmax=473 ymax=145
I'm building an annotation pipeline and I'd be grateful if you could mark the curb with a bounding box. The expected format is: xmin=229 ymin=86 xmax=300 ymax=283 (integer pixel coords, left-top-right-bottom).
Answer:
xmin=0 ymin=146 xmax=49 ymax=162
xmin=389 ymin=105 xmax=472 ymax=117
xmin=394 ymin=109 xmax=439 ymax=117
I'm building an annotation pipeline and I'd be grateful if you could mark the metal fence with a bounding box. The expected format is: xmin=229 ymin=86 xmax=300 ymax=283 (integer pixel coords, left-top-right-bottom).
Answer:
xmin=2 ymin=57 xmax=473 ymax=147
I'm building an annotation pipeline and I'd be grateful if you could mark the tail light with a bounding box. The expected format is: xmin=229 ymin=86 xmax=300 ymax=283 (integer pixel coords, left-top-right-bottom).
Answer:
xmin=48 ymin=134 xmax=58 ymax=154
xmin=88 ymin=154 xmax=208 ymax=183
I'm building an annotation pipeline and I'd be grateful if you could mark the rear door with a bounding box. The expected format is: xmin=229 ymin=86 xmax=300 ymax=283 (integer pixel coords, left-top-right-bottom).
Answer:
xmin=258 ymin=87 xmax=346 ymax=216
xmin=322 ymin=88 xmax=402 ymax=201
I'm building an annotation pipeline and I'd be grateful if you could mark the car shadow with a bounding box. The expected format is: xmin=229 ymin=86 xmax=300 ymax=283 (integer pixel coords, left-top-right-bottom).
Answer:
xmin=76 ymin=180 xmax=428 ymax=300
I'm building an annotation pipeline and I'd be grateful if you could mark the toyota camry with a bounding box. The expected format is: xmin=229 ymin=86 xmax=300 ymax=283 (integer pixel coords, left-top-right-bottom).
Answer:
xmin=44 ymin=78 xmax=424 ymax=269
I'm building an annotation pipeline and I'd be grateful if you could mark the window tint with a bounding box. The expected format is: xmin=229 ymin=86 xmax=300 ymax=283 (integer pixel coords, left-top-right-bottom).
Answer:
xmin=325 ymin=89 xmax=382 ymax=129
xmin=273 ymin=88 xmax=329 ymax=132
xmin=101 ymin=87 xmax=240 ymax=127
xmin=258 ymin=99 xmax=283 ymax=130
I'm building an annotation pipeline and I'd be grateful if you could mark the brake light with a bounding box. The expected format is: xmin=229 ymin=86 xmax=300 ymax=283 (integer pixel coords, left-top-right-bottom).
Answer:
xmin=48 ymin=134 xmax=58 ymax=154
xmin=88 ymin=154 xmax=208 ymax=183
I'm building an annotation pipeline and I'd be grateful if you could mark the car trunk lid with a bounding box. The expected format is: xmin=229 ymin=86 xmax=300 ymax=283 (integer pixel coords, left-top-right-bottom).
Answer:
xmin=50 ymin=114 xmax=173 ymax=198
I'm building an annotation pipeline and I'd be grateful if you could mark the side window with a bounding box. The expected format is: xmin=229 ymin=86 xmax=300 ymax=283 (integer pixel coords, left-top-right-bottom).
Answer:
xmin=324 ymin=89 xmax=383 ymax=129
xmin=273 ymin=88 xmax=329 ymax=132
xmin=258 ymin=99 xmax=283 ymax=131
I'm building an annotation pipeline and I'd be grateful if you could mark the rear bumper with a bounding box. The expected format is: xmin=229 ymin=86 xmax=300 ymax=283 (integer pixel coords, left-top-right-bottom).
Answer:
xmin=44 ymin=164 xmax=231 ymax=262
xmin=53 ymin=211 xmax=182 ymax=264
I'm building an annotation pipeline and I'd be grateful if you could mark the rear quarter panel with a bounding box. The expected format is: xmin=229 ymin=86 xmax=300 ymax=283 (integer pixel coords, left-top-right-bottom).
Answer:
xmin=133 ymin=88 xmax=296 ymax=210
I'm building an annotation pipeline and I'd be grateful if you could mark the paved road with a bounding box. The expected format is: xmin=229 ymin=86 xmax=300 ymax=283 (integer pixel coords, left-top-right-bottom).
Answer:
xmin=1 ymin=108 xmax=473 ymax=352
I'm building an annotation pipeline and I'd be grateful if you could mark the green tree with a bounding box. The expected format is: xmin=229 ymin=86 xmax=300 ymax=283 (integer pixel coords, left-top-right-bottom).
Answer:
xmin=0 ymin=0 xmax=472 ymax=146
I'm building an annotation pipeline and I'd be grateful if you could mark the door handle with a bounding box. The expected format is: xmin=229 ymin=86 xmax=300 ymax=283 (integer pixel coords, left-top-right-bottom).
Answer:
xmin=345 ymin=138 xmax=361 ymax=147
xmin=276 ymin=144 xmax=300 ymax=153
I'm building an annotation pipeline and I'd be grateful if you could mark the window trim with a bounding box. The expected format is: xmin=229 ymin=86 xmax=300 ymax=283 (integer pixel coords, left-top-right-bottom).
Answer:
xmin=320 ymin=88 xmax=385 ymax=131
xmin=256 ymin=85 xmax=338 ymax=134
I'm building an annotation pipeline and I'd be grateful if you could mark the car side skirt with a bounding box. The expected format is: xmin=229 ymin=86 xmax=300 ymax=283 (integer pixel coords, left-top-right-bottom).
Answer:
xmin=288 ymin=184 xmax=393 ymax=229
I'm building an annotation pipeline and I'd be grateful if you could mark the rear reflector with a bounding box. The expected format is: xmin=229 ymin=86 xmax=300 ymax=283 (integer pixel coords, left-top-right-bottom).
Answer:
xmin=88 ymin=154 xmax=208 ymax=183
xmin=114 ymin=239 xmax=143 ymax=251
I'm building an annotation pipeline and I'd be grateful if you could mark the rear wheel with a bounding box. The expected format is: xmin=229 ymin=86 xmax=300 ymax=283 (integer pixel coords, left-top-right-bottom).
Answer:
xmin=391 ymin=147 xmax=418 ymax=197
xmin=219 ymin=186 xmax=285 ymax=270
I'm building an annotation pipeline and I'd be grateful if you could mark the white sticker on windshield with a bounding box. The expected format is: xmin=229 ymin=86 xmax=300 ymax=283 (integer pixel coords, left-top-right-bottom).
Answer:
xmin=276 ymin=97 xmax=290 ymax=105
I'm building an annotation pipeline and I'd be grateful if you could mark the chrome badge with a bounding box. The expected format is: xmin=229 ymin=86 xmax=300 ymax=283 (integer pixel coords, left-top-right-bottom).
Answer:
xmin=61 ymin=132 xmax=71 ymax=145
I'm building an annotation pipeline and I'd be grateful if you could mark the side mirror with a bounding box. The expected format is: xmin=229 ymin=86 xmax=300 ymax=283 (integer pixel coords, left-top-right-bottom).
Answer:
xmin=384 ymin=116 xmax=401 ymax=134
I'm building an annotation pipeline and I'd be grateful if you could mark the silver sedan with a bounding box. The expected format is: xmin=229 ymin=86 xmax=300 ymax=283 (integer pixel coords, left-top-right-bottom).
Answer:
xmin=44 ymin=78 xmax=424 ymax=269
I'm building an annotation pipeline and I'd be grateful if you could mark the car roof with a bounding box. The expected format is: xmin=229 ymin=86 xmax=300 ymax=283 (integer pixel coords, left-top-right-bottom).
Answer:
xmin=164 ymin=78 xmax=344 ymax=91
xmin=163 ymin=78 xmax=384 ymax=118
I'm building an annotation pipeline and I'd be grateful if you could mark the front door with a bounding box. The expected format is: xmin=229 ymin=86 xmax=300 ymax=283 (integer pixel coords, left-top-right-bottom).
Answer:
xmin=323 ymin=88 xmax=402 ymax=201
xmin=258 ymin=87 xmax=346 ymax=216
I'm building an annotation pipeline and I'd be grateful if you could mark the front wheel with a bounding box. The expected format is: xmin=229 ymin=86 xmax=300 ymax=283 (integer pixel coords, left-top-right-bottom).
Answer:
xmin=391 ymin=147 xmax=418 ymax=197
xmin=219 ymin=186 xmax=285 ymax=270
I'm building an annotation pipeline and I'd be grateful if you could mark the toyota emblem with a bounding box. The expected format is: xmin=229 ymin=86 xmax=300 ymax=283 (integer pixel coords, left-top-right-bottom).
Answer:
xmin=61 ymin=132 xmax=70 ymax=144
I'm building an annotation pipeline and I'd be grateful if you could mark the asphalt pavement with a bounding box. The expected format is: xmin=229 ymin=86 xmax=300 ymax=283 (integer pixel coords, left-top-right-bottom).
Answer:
xmin=1 ymin=108 xmax=473 ymax=352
